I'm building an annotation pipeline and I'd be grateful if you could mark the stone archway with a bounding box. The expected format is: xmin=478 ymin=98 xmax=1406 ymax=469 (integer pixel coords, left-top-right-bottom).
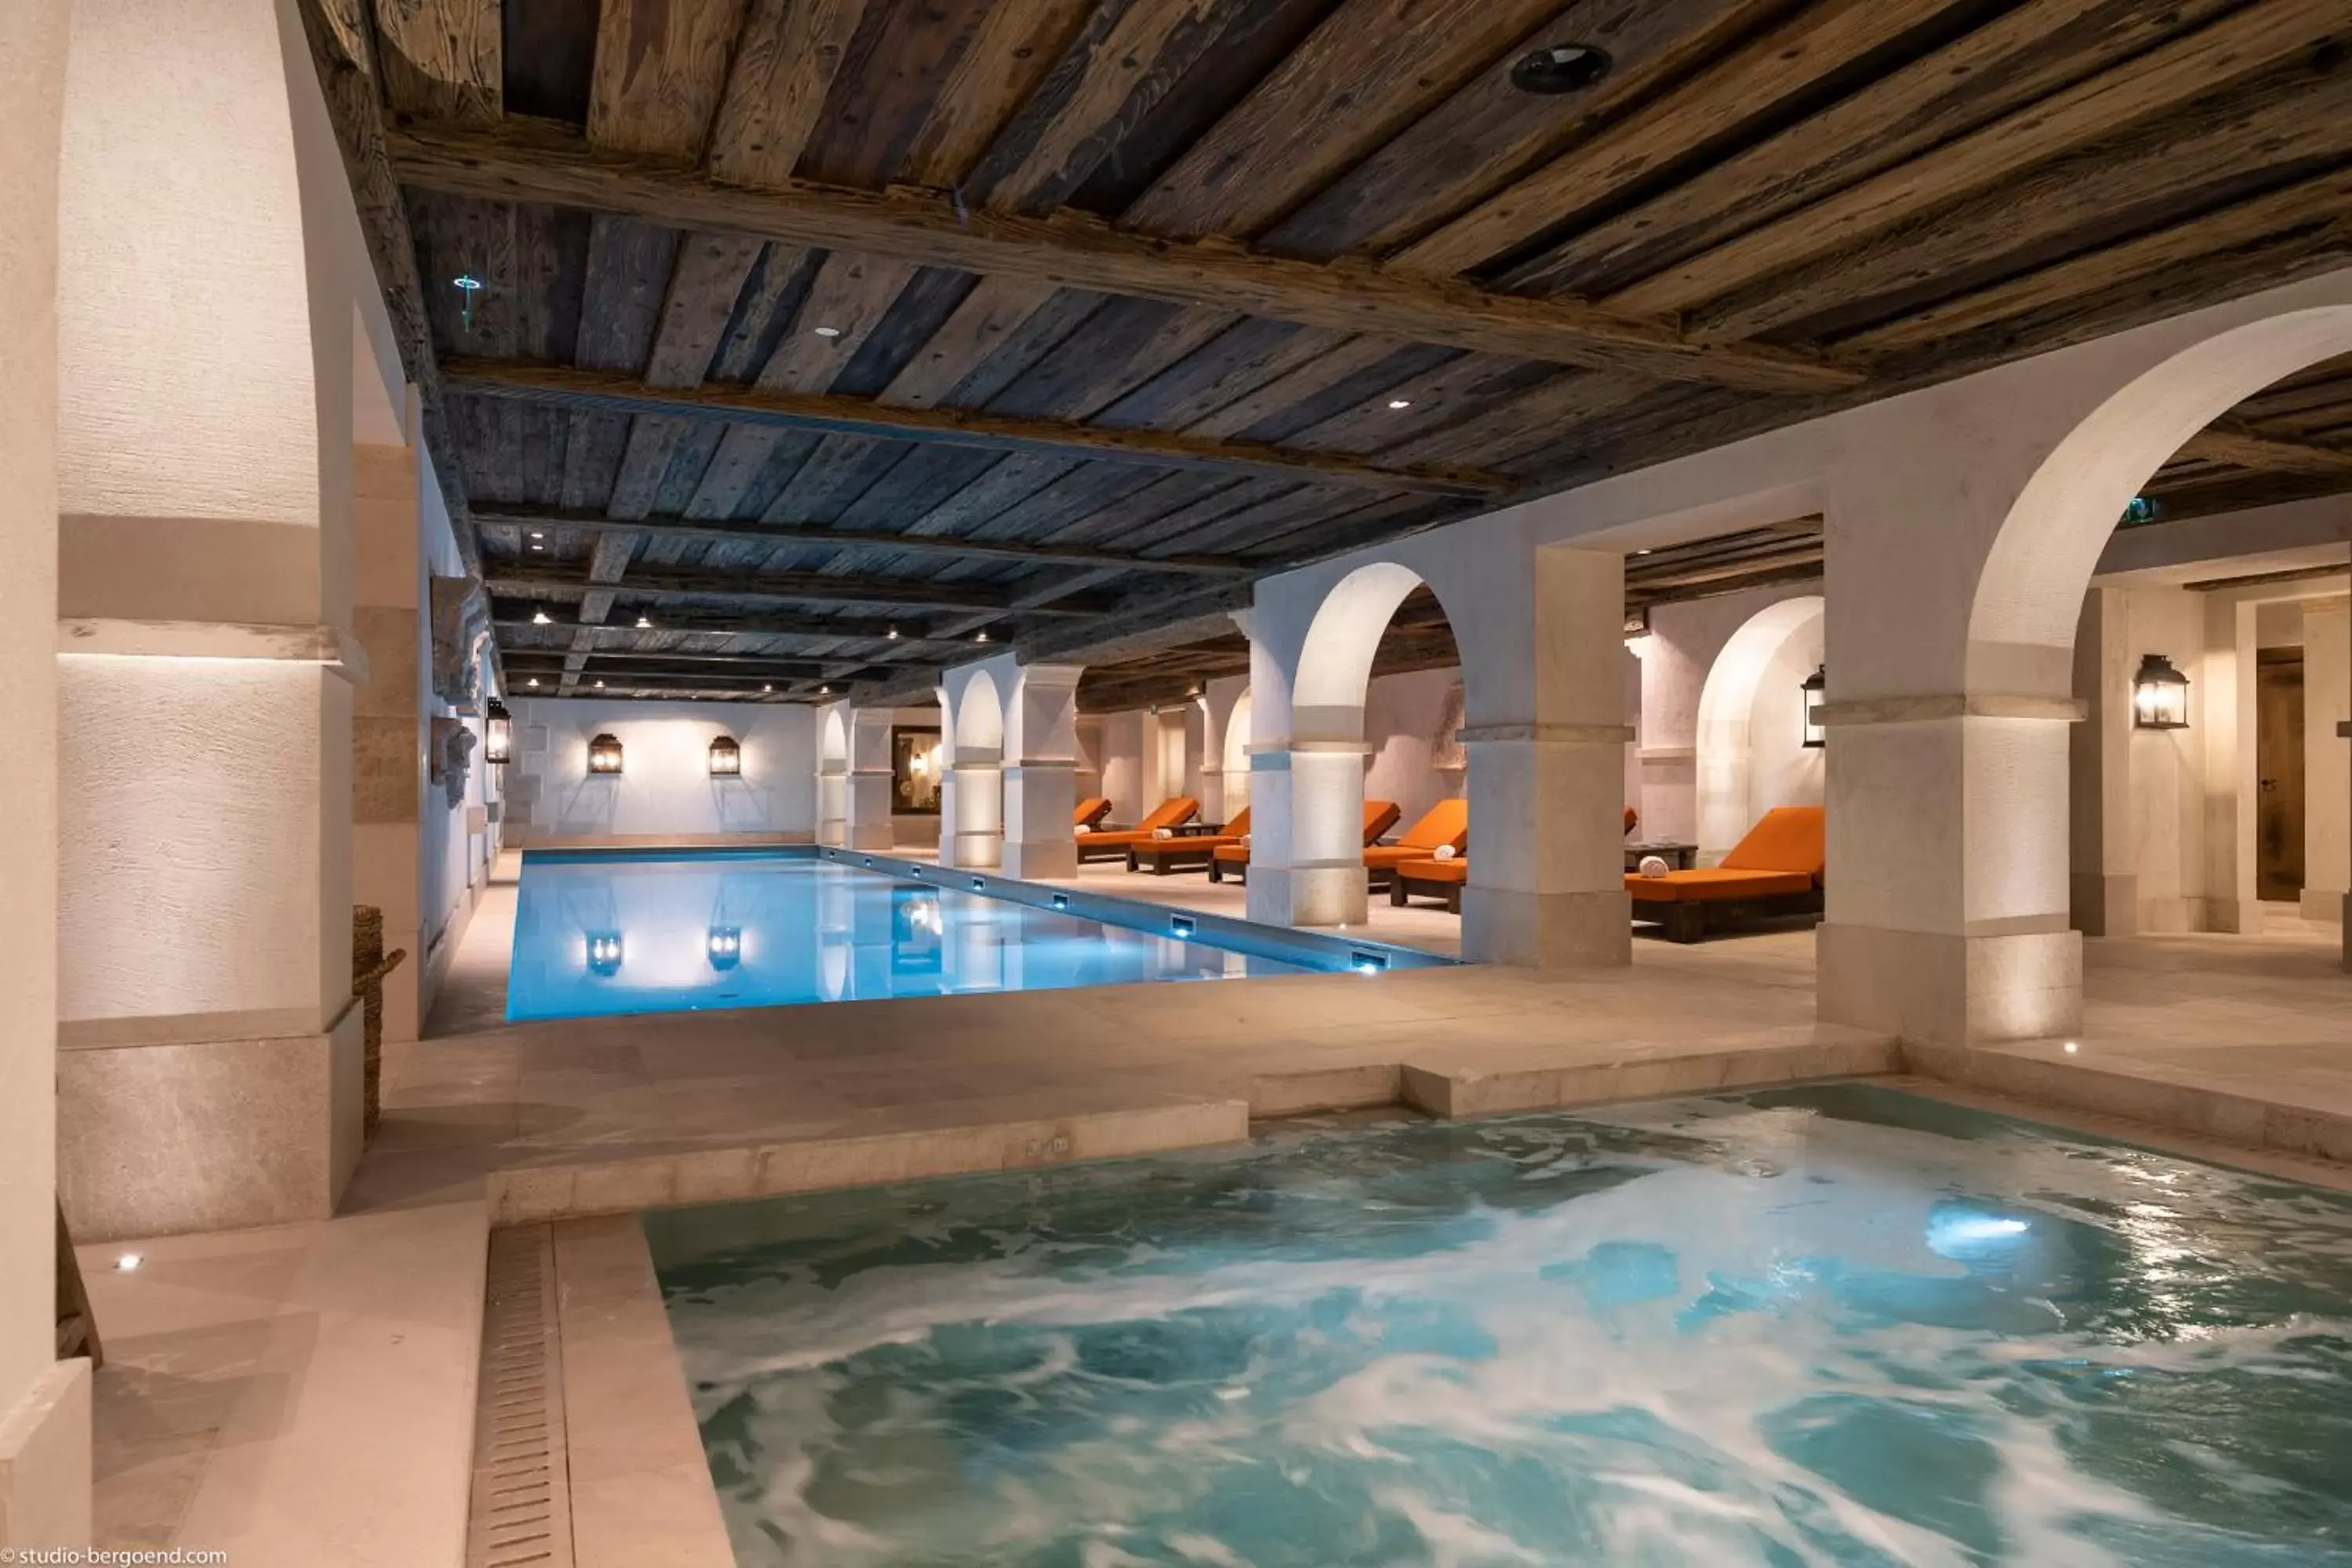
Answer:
xmin=1693 ymin=596 xmax=1824 ymax=863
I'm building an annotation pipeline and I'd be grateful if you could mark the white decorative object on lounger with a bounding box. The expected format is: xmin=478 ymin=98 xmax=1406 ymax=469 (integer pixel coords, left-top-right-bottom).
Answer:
xmin=1152 ymin=827 xmax=1174 ymax=839
xmin=1432 ymin=844 xmax=1457 ymax=861
xmin=1076 ymin=824 xmax=1091 ymax=834
xmin=1639 ymin=855 xmax=1670 ymax=878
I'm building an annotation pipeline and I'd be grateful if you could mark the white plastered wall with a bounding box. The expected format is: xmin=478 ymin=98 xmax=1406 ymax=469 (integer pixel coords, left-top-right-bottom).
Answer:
xmin=507 ymin=698 xmax=816 ymax=840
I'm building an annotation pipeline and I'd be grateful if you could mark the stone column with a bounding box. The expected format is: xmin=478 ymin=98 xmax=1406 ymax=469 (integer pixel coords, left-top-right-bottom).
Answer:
xmin=948 ymin=753 xmax=1004 ymax=869
xmin=1460 ymin=547 xmax=1633 ymax=968
xmin=844 ymin=710 xmax=898 ymax=851
xmin=2305 ymin=600 xmax=2350 ymax=938
xmin=1002 ymin=663 xmax=1083 ymax=879
xmin=0 ymin=0 xmax=91 ymax=1543
xmin=351 ymin=441 xmax=428 ymax=1040
xmin=815 ymin=700 xmax=850 ymax=847
xmin=2198 ymin=597 xmax=2260 ymax=935
xmin=2067 ymin=586 xmax=2136 ymax=936
xmin=51 ymin=0 xmax=366 ymax=1238
xmin=1245 ymin=742 xmax=1373 ymax=926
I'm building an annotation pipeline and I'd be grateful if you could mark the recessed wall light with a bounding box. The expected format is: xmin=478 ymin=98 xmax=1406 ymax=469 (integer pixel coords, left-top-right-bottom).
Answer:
xmin=1512 ymin=42 xmax=1612 ymax=94
xmin=529 ymin=531 xmax=543 ymax=539
xmin=812 ymin=325 xmax=843 ymax=338
xmin=531 ymin=543 xmax=545 ymax=552
xmin=1387 ymin=398 xmax=1412 ymax=410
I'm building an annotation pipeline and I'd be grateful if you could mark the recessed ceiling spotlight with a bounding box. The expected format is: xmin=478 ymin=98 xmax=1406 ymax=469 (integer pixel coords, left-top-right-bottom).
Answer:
xmin=527 ymin=677 xmax=539 ymax=687
xmin=763 ymin=684 xmax=774 ymax=694
xmin=115 ymin=1253 xmax=143 ymax=1272
xmin=1387 ymin=398 xmax=1412 ymax=410
xmin=885 ymin=626 xmax=901 ymax=641
xmin=594 ymin=679 xmax=605 ymax=688
xmin=529 ymin=531 xmax=544 ymax=539
xmin=1511 ymin=42 xmax=1612 ymax=95
xmin=532 ymin=609 xmax=552 ymax=625
xmin=1634 ymin=547 xmax=1653 ymax=556
xmin=812 ymin=325 xmax=843 ymax=338
xmin=975 ymin=630 xmax=989 ymax=644
xmin=817 ymin=684 xmax=830 ymax=695
xmin=531 ymin=543 xmax=545 ymax=552
xmin=635 ymin=615 xmax=652 ymax=629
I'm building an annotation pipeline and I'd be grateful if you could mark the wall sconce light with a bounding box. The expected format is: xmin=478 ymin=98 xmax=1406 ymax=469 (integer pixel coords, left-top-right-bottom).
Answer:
xmin=2132 ymin=654 xmax=2190 ymax=730
xmin=586 ymin=931 xmax=623 ymax=976
xmin=709 ymin=735 xmax=742 ymax=775
xmin=706 ymin=926 xmax=742 ymax=971
xmin=1801 ymin=666 xmax=1827 ymax=749
xmin=485 ymin=699 xmax=512 ymax=765
xmin=587 ymin=732 xmax=624 ymax=775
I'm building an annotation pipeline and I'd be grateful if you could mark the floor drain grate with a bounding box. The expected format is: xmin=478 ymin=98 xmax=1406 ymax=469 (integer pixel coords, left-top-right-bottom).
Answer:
xmin=466 ymin=1225 xmax=575 ymax=1568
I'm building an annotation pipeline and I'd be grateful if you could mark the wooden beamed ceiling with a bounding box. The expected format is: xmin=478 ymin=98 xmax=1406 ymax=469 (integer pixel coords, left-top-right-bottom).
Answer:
xmin=310 ymin=0 xmax=2352 ymax=706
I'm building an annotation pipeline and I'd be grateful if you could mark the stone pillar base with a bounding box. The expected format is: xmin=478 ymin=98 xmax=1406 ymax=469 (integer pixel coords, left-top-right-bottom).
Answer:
xmin=58 ymin=1003 xmax=364 ymax=1240
xmin=1463 ymin=887 xmax=1631 ymax=967
xmin=1817 ymin=923 xmax=2082 ymax=1049
xmin=1243 ymin=864 xmax=1367 ymax=928
xmin=1001 ymin=839 xmax=1076 ymax=880
xmin=2302 ymin=887 xmax=2346 ymax=924
xmin=0 ymin=1361 xmax=91 ymax=1551
xmin=2067 ymin=871 xmax=2136 ymax=937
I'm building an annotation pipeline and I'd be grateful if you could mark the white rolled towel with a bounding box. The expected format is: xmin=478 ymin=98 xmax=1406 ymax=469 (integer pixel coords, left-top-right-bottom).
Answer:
xmin=1075 ymin=824 xmax=1091 ymax=834
xmin=1152 ymin=826 xmax=1174 ymax=839
xmin=1432 ymin=844 xmax=1457 ymax=862
xmin=1639 ymin=855 xmax=1671 ymax=878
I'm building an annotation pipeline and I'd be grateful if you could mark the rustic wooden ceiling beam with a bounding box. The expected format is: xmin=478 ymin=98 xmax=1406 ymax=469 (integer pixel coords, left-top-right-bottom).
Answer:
xmin=2176 ymin=425 xmax=2352 ymax=477
xmin=443 ymin=358 xmax=1500 ymax=497
xmin=488 ymin=561 xmax=1117 ymax=617
xmin=490 ymin=609 xmax=967 ymax=647
xmin=472 ymin=505 xmax=1254 ymax=576
xmin=389 ymin=118 xmax=1864 ymax=396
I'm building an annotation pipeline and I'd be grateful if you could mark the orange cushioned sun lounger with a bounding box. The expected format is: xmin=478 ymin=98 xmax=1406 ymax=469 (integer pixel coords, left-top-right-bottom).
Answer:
xmin=1075 ymin=797 xmax=1200 ymax=862
xmin=1363 ymin=799 xmax=1470 ymax=887
xmin=1127 ymin=808 xmax=1250 ymax=874
xmin=1626 ymin=805 xmax=1824 ymax=942
xmin=1391 ymin=855 xmax=1467 ymax=913
xmin=1074 ymin=797 xmax=1113 ymax=830
xmin=1207 ymin=800 xmax=1401 ymax=883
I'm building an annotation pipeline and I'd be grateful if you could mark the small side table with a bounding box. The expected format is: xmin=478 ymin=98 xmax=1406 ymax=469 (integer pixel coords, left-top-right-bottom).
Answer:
xmin=1624 ymin=841 xmax=1698 ymax=872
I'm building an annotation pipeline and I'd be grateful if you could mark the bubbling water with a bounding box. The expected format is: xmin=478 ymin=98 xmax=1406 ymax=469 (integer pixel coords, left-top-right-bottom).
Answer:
xmin=648 ymin=1085 xmax=2352 ymax=1567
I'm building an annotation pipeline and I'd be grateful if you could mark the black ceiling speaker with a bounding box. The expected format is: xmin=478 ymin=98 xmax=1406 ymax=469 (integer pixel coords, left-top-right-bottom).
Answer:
xmin=1512 ymin=43 xmax=1613 ymax=95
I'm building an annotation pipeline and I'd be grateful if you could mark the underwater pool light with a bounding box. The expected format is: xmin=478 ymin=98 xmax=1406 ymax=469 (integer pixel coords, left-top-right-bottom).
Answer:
xmin=1351 ymin=949 xmax=1388 ymax=975
xmin=1171 ymin=915 xmax=1196 ymax=938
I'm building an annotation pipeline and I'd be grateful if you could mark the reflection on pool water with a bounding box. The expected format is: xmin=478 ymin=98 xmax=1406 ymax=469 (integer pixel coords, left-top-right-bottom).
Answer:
xmin=648 ymin=1083 xmax=2352 ymax=1567
xmin=506 ymin=851 xmax=1323 ymax=1022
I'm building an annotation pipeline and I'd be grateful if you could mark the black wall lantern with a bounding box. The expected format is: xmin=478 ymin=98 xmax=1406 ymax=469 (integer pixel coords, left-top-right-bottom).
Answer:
xmin=709 ymin=735 xmax=742 ymax=776
xmin=484 ymin=699 xmax=512 ymax=766
xmin=2132 ymin=654 xmax=2190 ymax=730
xmin=1801 ymin=665 xmax=1828 ymax=749
xmin=587 ymin=732 xmax=624 ymax=775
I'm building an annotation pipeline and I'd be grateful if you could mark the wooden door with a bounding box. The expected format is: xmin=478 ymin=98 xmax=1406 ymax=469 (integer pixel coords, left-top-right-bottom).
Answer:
xmin=2256 ymin=648 xmax=2306 ymax=902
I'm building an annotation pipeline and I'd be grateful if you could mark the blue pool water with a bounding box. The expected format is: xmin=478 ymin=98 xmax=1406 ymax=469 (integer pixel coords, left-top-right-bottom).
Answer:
xmin=648 ymin=1084 xmax=2352 ymax=1566
xmin=506 ymin=851 xmax=1334 ymax=1022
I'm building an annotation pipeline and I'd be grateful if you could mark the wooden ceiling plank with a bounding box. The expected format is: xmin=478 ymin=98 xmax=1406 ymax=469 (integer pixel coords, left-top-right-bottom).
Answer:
xmin=1086 ymin=320 xmax=1348 ymax=432
xmin=706 ymin=0 xmax=873 ymax=187
xmin=897 ymin=0 xmax=1097 ymax=187
xmin=1835 ymin=164 xmax=2352 ymax=356
xmin=880 ymin=275 xmax=1068 ymax=408
xmin=2177 ymin=425 xmax=2352 ymax=477
xmin=585 ymin=0 xmax=753 ymax=157
xmin=1386 ymin=367 xmax=1641 ymax=466
xmin=1606 ymin=0 xmax=2346 ymax=318
xmin=476 ymin=506 xmax=1255 ymax=572
xmin=1691 ymin=60 xmax=2352 ymax=344
xmin=442 ymin=356 xmax=1508 ymax=493
xmin=985 ymin=300 xmax=1242 ymax=423
xmin=645 ymin=231 xmax=769 ymax=385
xmin=1285 ymin=353 xmax=1554 ymax=457
xmin=1516 ymin=0 xmax=2234 ymax=299
xmin=407 ymin=191 xmax=523 ymax=357
xmin=1263 ymin=0 xmax=1766 ymax=262
xmin=492 ymin=559 xmax=1114 ymax=614
xmin=497 ymin=604 xmax=965 ymax=642
xmin=1392 ymin=0 xmax=1961 ymax=281
xmin=1123 ymin=0 xmax=1565 ymax=243
xmin=751 ymin=250 xmax=923 ymax=393
xmin=967 ymin=0 xmax=1250 ymax=216
xmin=1178 ymin=334 xmax=1410 ymax=441
xmin=388 ymin=117 xmax=1862 ymax=391
xmin=373 ymin=0 xmax=503 ymax=120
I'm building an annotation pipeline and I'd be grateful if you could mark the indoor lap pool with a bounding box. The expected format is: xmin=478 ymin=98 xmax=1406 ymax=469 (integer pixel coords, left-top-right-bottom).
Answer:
xmin=505 ymin=848 xmax=1440 ymax=1022
xmin=645 ymin=1083 xmax=2352 ymax=1568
